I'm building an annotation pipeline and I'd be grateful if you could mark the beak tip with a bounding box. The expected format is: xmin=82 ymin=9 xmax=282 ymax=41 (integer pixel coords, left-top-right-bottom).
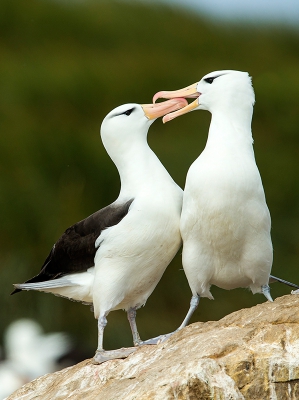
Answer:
xmin=153 ymin=92 xmax=161 ymax=104
xmin=162 ymin=115 xmax=170 ymax=123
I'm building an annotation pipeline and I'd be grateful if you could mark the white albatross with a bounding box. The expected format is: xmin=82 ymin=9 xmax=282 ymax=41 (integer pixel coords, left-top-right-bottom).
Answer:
xmin=12 ymin=98 xmax=187 ymax=364
xmin=153 ymin=70 xmax=299 ymax=331
xmin=0 ymin=318 xmax=70 ymax=399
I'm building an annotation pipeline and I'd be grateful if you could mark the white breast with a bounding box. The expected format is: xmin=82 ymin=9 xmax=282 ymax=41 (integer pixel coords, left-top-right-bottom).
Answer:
xmin=181 ymin=146 xmax=272 ymax=298
xmin=93 ymin=186 xmax=183 ymax=317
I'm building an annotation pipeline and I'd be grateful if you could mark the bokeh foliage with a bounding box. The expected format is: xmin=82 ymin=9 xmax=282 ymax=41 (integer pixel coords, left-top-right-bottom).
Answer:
xmin=1 ymin=0 xmax=299 ymax=356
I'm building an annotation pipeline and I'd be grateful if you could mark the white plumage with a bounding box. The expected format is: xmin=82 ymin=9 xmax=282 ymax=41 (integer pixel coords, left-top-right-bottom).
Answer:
xmin=13 ymin=99 xmax=187 ymax=363
xmin=153 ymin=70 xmax=274 ymax=329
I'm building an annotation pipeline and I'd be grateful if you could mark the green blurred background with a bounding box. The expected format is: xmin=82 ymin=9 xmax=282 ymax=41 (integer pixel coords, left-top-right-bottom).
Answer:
xmin=1 ymin=0 xmax=299 ymax=359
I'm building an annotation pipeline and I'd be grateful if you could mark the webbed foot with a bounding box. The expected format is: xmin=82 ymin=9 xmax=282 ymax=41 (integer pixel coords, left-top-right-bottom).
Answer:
xmin=140 ymin=331 xmax=175 ymax=345
xmin=92 ymin=347 xmax=137 ymax=364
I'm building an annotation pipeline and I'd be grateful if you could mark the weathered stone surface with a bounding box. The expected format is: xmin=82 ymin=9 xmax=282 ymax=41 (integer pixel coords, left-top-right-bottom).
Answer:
xmin=7 ymin=294 xmax=299 ymax=400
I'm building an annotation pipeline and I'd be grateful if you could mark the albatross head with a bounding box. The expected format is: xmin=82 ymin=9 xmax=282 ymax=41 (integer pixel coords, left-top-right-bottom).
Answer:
xmin=100 ymin=99 xmax=187 ymax=178
xmin=153 ymin=70 xmax=255 ymax=123
xmin=100 ymin=99 xmax=187 ymax=146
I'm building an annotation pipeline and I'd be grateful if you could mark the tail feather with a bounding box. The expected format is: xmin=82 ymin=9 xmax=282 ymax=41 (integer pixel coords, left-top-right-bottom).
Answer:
xmin=11 ymin=261 xmax=62 ymax=295
xmin=13 ymin=276 xmax=79 ymax=292
xmin=11 ymin=276 xmax=57 ymax=295
xmin=11 ymin=274 xmax=50 ymax=295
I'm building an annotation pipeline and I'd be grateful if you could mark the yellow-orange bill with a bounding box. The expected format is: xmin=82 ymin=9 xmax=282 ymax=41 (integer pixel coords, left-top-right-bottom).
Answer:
xmin=153 ymin=82 xmax=199 ymax=104
xmin=162 ymin=98 xmax=200 ymax=123
xmin=152 ymin=82 xmax=200 ymax=123
xmin=141 ymin=98 xmax=188 ymax=120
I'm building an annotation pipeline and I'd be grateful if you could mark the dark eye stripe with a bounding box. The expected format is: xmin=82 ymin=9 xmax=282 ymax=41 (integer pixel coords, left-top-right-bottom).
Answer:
xmin=110 ymin=107 xmax=136 ymax=119
xmin=204 ymin=77 xmax=214 ymax=84
xmin=123 ymin=108 xmax=134 ymax=116
xmin=204 ymin=75 xmax=222 ymax=84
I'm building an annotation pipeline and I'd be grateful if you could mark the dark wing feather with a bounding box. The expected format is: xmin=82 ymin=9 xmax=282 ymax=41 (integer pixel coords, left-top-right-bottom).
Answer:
xmin=12 ymin=199 xmax=134 ymax=294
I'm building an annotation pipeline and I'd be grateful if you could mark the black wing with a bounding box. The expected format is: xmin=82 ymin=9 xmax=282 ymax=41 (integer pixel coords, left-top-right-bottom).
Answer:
xmin=12 ymin=199 xmax=134 ymax=294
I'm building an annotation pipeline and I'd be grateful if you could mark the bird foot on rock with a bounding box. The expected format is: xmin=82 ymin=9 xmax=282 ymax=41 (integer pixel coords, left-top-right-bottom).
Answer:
xmin=92 ymin=347 xmax=137 ymax=364
xmin=140 ymin=331 xmax=175 ymax=345
xmin=291 ymin=289 xmax=299 ymax=295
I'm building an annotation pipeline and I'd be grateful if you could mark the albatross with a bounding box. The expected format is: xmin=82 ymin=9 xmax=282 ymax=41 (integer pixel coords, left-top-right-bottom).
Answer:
xmin=153 ymin=70 xmax=299 ymax=331
xmin=12 ymin=98 xmax=187 ymax=364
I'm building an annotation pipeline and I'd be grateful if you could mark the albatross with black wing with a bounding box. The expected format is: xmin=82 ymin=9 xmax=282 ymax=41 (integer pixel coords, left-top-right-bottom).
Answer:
xmin=12 ymin=98 xmax=188 ymax=364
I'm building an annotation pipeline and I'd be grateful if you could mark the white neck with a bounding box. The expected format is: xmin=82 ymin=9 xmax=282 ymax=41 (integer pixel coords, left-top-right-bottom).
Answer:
xmin=105 ymin=138 xmax=173 ymax=199
xmin=205 ymin=106 xmax=254 ymax=154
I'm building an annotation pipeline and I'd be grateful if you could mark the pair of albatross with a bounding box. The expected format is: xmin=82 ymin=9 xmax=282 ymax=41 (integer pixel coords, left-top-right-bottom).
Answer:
xmin=13 ymin=70 xmax=298 ymax=364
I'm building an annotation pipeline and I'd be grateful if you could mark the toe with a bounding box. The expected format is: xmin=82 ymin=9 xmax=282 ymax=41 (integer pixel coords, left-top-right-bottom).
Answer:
xmin=92 ymin=347 xmax=137 ymax=364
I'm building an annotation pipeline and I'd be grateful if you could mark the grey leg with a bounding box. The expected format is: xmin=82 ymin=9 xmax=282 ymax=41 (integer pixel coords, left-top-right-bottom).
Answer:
xmin=177 ymin=294 xmax=200 ymax=330
xmin=140 ymin=294 xmax=200 ymax=346
xmin=92 ymin=314 xmax=137 ymax=364
xmin=127 ymin=307 xmax=142 ymax=346
xmin=97 ymin=315 xmax=107 ymax=352
xmin=262 ymin=284 xmax=273 ymax=302
xmin=127 ymin=306 xmax=161 ymax=346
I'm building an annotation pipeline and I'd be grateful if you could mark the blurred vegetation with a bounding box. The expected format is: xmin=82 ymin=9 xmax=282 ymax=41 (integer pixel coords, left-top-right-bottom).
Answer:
xmin=1 ymin=0 xmax=299 ymax=358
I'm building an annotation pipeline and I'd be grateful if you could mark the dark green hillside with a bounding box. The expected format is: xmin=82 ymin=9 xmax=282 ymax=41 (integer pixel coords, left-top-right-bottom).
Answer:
xmin=1 ymin=0 xmax=299 ymax=355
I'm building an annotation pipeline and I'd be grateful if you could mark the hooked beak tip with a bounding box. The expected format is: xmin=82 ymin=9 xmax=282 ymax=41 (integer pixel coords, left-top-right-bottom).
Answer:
xmin=152 ymin=92 xmax=161 ymax=104
xmin=162 ymin=114 xmax=171 ymax=124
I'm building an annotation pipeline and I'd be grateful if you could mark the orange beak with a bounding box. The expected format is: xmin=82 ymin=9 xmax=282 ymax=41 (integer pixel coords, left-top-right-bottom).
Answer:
xmin=153 ymin=82 xmax=200 ymax=123
xmin=141 ymin=98 xmax=188 ymax=120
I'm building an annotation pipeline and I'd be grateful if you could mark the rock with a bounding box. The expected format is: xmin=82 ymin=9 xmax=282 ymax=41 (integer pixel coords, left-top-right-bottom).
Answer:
xmin=7 ymin=294 xmax=299 ymax=400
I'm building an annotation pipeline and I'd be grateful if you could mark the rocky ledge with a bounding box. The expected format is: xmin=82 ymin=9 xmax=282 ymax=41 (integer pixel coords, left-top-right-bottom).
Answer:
xmin=7 ymin=294 xmax=299 ymax=400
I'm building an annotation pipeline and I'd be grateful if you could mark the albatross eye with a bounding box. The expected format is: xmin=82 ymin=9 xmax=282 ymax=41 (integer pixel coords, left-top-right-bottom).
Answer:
xmin=204 ymin=77 xmax=215 ymax=84
xmin=123 ymin=108 xmax=134 ymax=116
